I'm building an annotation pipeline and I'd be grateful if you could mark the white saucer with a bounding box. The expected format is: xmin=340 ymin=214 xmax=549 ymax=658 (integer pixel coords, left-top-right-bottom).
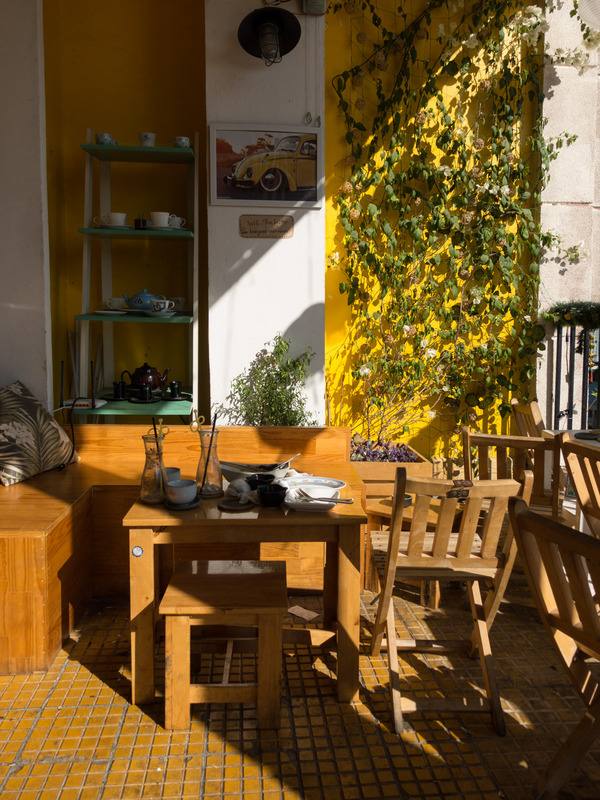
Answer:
xmin=143 ymin=310 xmax=176 ymax=318
xmin=98 ymin=224 xmax=132 ymax=229
xmin=152 ymin=226 xmax=187 ymax=231
xmin=94 ymin=309 xmax=127 ymax=315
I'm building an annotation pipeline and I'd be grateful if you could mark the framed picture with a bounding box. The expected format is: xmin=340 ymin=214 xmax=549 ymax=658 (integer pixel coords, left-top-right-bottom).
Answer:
xmin=209 ymin=123 xmax=323 ymax=208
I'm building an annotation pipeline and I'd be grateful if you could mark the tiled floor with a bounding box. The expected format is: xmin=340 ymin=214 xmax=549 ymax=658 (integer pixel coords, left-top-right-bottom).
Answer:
xmin=1 ymin=579 xmax=599 ymax=800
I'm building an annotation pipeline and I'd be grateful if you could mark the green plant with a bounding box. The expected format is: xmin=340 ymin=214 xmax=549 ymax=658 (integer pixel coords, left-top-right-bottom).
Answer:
xmin=327 ymin=0 xmax=582 ymax=449
xmin=220 ymin=334 xmax=317 ymax=427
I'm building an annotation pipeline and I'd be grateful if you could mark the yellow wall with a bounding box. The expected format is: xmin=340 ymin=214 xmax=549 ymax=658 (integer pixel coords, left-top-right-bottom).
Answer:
xmin=43 ymin=0 xmax=208 ymax=413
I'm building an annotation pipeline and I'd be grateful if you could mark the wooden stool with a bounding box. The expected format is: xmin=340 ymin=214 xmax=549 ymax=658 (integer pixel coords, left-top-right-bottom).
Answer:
xmin=158 ymin=559 xmax=287 ymax=730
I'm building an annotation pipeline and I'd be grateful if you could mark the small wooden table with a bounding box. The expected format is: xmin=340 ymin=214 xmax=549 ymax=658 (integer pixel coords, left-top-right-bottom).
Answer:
xmin=123 ymin=476 xmax=366 ymax=706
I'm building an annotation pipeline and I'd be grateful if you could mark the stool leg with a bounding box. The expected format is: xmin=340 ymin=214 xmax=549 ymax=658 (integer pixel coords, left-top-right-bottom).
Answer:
xmin=257 ymin=614 xmax=282 ymax=729
xmin=164 ymin=615 xmax=191 ymax=729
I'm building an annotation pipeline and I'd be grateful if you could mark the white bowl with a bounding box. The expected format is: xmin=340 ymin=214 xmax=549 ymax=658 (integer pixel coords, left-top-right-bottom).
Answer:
xmin=166 ymin=478 xmax=197 ymax=505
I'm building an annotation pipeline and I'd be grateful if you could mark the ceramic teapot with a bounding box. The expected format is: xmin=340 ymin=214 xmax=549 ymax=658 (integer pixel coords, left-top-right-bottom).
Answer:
xmin=121 ymin=362 xmax=170 ymax=390
xmin=122 ymin=288 xmax=157 ymax=310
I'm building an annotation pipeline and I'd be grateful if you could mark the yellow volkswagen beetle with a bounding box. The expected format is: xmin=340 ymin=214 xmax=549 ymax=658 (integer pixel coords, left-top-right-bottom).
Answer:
xmin=224 ymin=134 xmax=317 ymax=196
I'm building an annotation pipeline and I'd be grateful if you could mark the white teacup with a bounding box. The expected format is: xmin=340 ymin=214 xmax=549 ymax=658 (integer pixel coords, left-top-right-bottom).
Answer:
xmin=150 ymin=211 xmax=170 ymax=228
xmin=139 ymin=131 xmax=156 ymax=147
xmin=105 ymin=297 xmax=126 ymax=310
xmin=168 ymin=215 xmax=186 ymax=229
xmin=96 ymin=132 xmax=114 ymax=145
xmin=167 ymin=479 xmax=197 ymax=505
xmin=94 ymin=212 xmax=127 ymax=227
xmin=150 ymin=297 xmax=175 ymax=313
xmin=173 ymin=136 xmax=190 ymax=148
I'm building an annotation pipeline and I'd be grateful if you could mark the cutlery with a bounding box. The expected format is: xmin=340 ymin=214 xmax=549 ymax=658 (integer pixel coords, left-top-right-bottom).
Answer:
xmin=296 ymin=488 xmax=353 ymax=504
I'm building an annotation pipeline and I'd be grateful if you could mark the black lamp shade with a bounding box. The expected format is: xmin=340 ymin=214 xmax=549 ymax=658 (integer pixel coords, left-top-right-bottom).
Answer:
xmin=238 ymin=7 xmax=301 ymax=61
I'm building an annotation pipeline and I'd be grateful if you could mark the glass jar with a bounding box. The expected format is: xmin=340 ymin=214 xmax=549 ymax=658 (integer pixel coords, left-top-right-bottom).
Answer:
xmin=140 ymin=433 xmax=168 ymax=504
xmin=196 ymin=428 xmax=224 ymax=497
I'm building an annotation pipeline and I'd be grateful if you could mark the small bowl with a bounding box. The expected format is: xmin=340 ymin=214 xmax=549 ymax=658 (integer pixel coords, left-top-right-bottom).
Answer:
xmin=167 ymin=478 xmax=197 ymax=505
xmin=257 ymin=483 xmax=287 ymax=508
xmin=246 ymin=473 xmax=276 ymax=490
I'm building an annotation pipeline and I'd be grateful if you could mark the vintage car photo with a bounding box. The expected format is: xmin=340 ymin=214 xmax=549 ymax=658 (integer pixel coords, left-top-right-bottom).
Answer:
xmin=210 ymin=124 xmax=322 ymax=208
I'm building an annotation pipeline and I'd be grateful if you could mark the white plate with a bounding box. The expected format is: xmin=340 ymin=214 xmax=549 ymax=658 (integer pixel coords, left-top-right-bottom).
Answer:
xmin=143 ymin=310 xmax=176 ymax=318
xmin=279 ymin=475 xmax=346 ymax=490
xmin=94 ymin=309 xmax=127 ymax=315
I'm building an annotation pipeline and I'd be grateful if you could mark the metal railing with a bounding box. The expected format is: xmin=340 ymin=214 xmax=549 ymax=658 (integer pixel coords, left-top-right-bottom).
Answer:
xmin=551 ymin=325 xmax=599 ymax=430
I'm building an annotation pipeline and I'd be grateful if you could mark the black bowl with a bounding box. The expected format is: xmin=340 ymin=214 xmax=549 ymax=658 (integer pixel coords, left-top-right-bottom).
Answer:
xmin=246 ymin=473 xmax=276 ymax=490
xmin=257 ymin=483 xmax=287 ymax=508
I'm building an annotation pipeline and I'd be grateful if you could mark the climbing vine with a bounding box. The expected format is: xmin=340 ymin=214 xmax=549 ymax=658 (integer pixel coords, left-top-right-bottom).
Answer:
xmin=327 ymin=0 xmax=581 ymax=448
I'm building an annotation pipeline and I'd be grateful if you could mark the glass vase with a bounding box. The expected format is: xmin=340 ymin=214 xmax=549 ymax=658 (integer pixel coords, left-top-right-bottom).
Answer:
xmin=140 ymin=433 xmax=168 ymax=504
xmin=196 ymin=428 xmax=224 ymax=497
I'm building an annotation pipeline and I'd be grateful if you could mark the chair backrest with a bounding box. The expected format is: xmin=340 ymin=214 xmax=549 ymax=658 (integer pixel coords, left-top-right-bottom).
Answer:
xmin=462 ymin=426 xmax=552 ymax=506
xmin=386 ymin=468 xmax=531 ymax=576
xmin=509 ymin=498 xmax=600 ymax=674
xmin=511 ymin=397 xmax=545 ymax=438
xmin=561 ymin=432 xmax=600 ymax=538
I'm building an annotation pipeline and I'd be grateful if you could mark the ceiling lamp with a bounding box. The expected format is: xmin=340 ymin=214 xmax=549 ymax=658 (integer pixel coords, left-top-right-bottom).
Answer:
xmin=578 ymin=0 xmax=600 ymax=30
xmin=238 ymin=7 xmax=301 ymax=66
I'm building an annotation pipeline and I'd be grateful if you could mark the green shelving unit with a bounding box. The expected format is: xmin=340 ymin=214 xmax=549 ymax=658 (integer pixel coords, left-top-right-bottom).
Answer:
xmin=76 ymin=129 xmax=199 ymax=419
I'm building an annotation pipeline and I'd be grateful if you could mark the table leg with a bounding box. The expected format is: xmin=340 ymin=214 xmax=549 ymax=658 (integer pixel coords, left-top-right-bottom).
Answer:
xmin=323 ymin=542 xmax=338 ymax=628
xmin=336 ymin=523 xmax=361 ymax=703
xmin=129 ymin=527 xmax=156 ymax=705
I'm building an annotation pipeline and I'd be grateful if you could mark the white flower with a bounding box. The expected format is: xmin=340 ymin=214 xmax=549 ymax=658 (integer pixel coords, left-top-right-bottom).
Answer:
xmin=403 ymin=324 xmax=411 ymax=334
xmin=442 ymin=385 xmax=450 ymax=392
xmin=420 ymin=338 xmax=429 ymax=348
xmin=463 ymin=33 xmax=478 ymax=49
xmin=330 ymin=251 xmax=340 ymax=263
xmin=437 ymin=165 xmax=452 ymax=177
xmin=500 ymin=185 xmax=511 ymax=196
xmin=524 ymin=315 xmax=532 ymax=323
xmin=425 ymin=348 xmax=437 ymax=358
xmin=427 ymin=410 xmax=436 ymax=419
xmin=358 ymin=365 xmax=371 ymax=378
xmin=438 ymin=23 xmax=446 ymax=37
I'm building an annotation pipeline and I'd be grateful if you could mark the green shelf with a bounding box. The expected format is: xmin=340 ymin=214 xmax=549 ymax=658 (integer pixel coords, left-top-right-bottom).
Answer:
xmin=78 ymin=227 xmax=193 ymax=239
xmin=81 ymin=143 xmax=193 ymax=164
xmin=76 ymin=312 xmax=193 ymax=323
xmin=72 ymin=396 xmax=193 ymax=417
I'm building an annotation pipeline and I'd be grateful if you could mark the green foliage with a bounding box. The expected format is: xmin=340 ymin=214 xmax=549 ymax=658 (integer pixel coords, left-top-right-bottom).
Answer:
xmin=328 ymin=0 xmax=575 ymax=444
xmin=221 ymin=334 xmax=317 ymax=427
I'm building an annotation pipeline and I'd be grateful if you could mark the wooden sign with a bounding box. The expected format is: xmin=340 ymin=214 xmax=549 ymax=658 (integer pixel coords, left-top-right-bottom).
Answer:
xmin=238 ymin=214 xmax=294 ymax=239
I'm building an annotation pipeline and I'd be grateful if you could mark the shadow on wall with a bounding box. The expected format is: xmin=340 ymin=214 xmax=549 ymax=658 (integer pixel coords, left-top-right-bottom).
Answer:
xmin=283 ymin=302 xmax=325 ymax=422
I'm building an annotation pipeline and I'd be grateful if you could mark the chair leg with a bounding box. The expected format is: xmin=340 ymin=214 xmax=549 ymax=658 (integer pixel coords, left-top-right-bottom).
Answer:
xmin=467 ymin=580 xmax=505 ymax=736
xmin=534 ymin=696 xmax=600 ymax=800
xmin=384 ymin=600 xmax=405 ymax=734
xmin=164 ymin=615 xmax=191 ymax=730
xmin=257 ymin=614 xmax=282 ymax=729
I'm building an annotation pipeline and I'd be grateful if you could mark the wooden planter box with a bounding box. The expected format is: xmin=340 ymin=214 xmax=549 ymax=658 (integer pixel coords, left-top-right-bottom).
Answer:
xmin=352 ymin=445 xmax=432 ymax=504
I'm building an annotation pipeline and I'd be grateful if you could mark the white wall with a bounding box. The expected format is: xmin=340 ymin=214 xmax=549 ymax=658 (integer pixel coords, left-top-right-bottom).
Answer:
xmin=0 ymin=1 xmax=52 ymax=406
xmin=538 ymin=5 xmax=600 ymax=425
xmin=204 ymin=0 xmax=325 ymax=422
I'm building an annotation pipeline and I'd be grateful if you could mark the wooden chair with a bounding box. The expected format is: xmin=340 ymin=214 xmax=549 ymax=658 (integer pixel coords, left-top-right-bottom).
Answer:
xmin=560 ymin=432 xmax=600 ymax=537
xmin=509 ymin=499 xmax=600 ymax=799
xmin=370 ymin=467 xmax=533 ymax=735
xmin=510 ymin=397 xmax=545 ymax=438
xmin=158 ymin=559 xmax=287 ymax=730
xmin=462 ymin=426 xmax=577 ymax=527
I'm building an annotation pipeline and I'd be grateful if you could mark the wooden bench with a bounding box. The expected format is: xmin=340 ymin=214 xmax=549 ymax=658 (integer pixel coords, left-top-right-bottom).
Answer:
xmin=0 ymin=424 xmax=354 ymax=675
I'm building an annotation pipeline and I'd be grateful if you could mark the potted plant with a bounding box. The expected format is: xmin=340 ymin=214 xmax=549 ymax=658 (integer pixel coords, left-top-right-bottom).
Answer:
xmin=219 ymin=333 xmax=317 ymax=426
xmin=350 ymin=433 xmax=432 ymax=503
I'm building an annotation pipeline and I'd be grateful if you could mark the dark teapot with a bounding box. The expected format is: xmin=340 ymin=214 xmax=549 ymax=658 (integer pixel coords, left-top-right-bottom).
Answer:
xmin=121 ymin=362 xmax=170 ymax=391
